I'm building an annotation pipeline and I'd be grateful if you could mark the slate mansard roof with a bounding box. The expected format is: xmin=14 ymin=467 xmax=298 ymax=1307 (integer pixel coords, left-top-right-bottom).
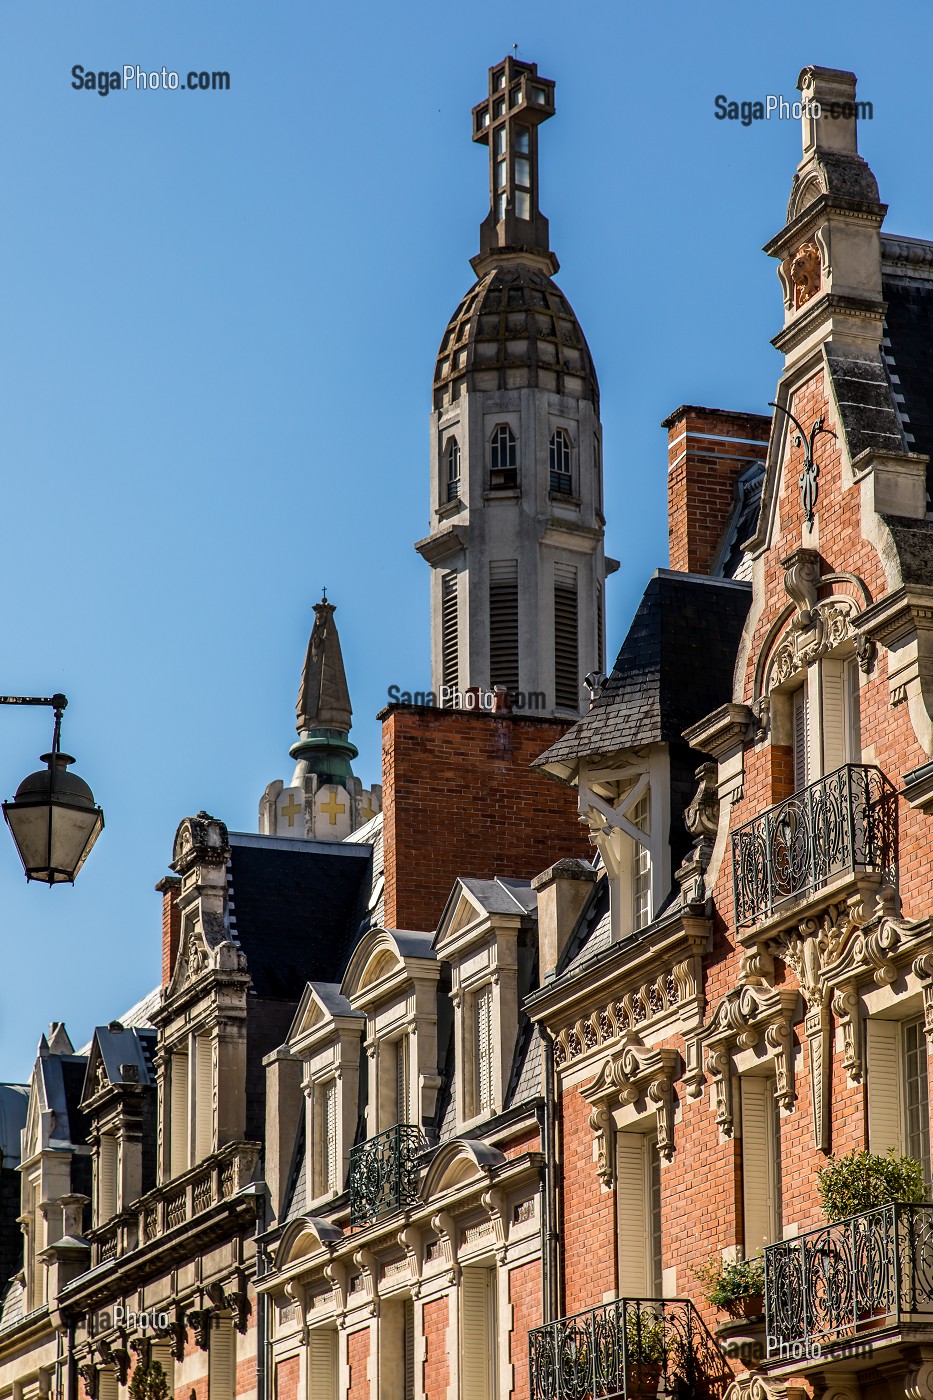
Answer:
xmin=225 ymin=832 xmax=375 ymax=1000
xmin=534 ymin=570 xmax=752 ymax=771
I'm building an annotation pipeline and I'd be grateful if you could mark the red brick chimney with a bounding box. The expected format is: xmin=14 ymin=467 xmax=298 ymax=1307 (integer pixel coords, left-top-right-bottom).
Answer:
xmin=663 ymin=405 xmax=771 ymax=575
xmin=380 ymin=706 xmax=591 ymax=932
xmin=155 ymin=875 xmax=182 ymax=985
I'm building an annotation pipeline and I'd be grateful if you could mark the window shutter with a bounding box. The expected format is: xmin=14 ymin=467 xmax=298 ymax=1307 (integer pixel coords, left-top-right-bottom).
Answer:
xmin=98 ymin=1372 xmax=119 ymax=1400
xmin=616 ymin=1132 xmax=649 ymax=1296
xmin=475 ymin=985 xmax=494 ymax=1113
xmin=404 ymin=1298 xmax=416 ymax=1400
xmin=151 ymin=1341 xmax=175 ymax=1395
xmin=793 ymin=686 xmax=810 ymax=791
xmin=867 ymin=1019 xmax=903 ymax=1155
xmin=554 ymin=563 xmax=579 ymax=709
xmin=98 ymin=1133 xmax=118 ymax=1222
xmin=489 ymin=560 xmax=519 ymax=694
xmin=195 ymin=1036 xmax=213 ymax=1161
xmin=460 ymin=1267 xmax=492 ymax=1400
xmin=170 ymin=1051 xmax=189 ymax=1178
xmin=396 ymin=1037 xmax=410 ymax=1125
xmin=309 ymin=1329 xmax=338 ymax=1400
xmin=648 ymin=1138 xmax=662 ymax=1295
xmin=821 ymin=658 xmax=846 ymax=776
xmin=742 ymin=1078 xmax=777 ymax=1252
xmin=441 ymin=572 xmax=459 ymax=700
xmin=323 ymin=1081 xmax=338 ymax=1193
xmin=208 ymin=1316 xmax=235 ymax=1400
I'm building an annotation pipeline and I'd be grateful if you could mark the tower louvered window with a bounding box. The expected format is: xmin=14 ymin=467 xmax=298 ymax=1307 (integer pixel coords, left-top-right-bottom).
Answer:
xmin=554 ymin=563 xmax=579 ymax=709
xmin=489 ymin=560 xmax=519 ymax=693
xmin=446 ymin=439 xmax=461 ymax=501
xmin=441 ymin=572 xmax=459 ymax=702
xmin=475 ymin=984 xmax=494 ymax=1114
xmin=489 ymin=424 xmax=517 ymax=489
xmin=596 ymin=582 xmax=605 ymax=673
xmin=322 ymin=1079 xmax=338 ymax=1193
xmin=549 ymin=428 xmax=572 ymax=494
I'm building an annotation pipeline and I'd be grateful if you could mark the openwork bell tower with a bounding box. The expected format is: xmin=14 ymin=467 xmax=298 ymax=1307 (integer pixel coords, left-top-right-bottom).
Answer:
xmin=415 ymin=57 xmax=614 ymax=716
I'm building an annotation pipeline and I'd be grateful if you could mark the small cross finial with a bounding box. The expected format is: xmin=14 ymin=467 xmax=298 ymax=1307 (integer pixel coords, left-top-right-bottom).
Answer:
xmin=321 ymin=587 xmax=327 ymax=602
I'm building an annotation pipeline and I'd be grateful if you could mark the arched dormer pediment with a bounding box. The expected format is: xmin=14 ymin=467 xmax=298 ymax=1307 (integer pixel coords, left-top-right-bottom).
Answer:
xmin=421 ymin=1139 xmax=506 ymax=1201
xmin=341 ymin=927 xmax=437 ymax=1011
xmin=171 ymin=812 xmax=230 ymax=877
xmin=274 ymin=1214 xmax=343 ymax=1270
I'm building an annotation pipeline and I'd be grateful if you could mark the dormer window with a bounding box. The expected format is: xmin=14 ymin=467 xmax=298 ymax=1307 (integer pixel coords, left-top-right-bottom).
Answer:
xmin=473 ymin=985 xmax=495 ymax=1114
xmin=489 ymin=424 xmax=517 ymax=490
xmin=631 ymin=790 xmax=652 ymax=931
xmin=446 ymin=439 xmax=461 ymax=501
xmin=549 ymin=428 xmax=573 ymax=495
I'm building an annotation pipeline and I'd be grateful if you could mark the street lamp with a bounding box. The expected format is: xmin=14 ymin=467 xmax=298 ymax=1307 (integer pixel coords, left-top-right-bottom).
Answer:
xmin=0 ymin=693 xmax=104 ymax=884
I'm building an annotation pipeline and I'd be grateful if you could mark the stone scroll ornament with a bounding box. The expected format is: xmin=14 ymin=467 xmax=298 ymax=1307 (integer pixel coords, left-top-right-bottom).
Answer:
xmin=768 ymin=400 xmax=836 ymax=529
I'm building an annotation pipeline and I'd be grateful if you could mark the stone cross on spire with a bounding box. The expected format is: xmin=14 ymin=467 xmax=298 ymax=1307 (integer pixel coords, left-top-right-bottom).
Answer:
xmin=471 ymin=56 xmax=557 ymax=276
xmin=296 ymin=596 xmax=352 ymax=735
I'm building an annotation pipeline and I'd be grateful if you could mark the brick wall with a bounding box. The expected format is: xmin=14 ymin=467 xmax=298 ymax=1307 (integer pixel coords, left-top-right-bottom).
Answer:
xmin=274 ymin=1356 xmax=299 ymax=1400
xmin=380 ymin=705 xmax=591 ymax=932
xmin=560 ymin=1084 xmax=615 ymax=1315
xmin=347 ymin=1328 xmax=370 ymax=1400
xmin=508 ymin=1261 xmax=541 ymax=1400
xmin=664 ymin=405 xmax=770 ymax=575
xmin=422 ymin=1297 xmax=448 ymax=1399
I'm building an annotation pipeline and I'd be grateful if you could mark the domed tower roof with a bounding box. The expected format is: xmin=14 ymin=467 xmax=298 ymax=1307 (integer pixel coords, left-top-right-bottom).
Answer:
xmin=433 ymin=262 xmax=599 ymax=412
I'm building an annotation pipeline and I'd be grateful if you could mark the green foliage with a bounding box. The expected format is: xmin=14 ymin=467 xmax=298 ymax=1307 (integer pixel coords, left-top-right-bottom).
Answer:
xmin=128 ymin=1361 xmax=170 ymax=1400
xmin=817 ymin=1149 xmax=927 ymax=1222
xmin=624 ymin=1305 xmax=667 ymax=1365
xmin=694 ymin=1255 xmax=765 ymax=1310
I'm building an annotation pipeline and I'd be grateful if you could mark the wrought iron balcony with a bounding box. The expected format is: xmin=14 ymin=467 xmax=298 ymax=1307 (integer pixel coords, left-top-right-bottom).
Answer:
xmin=529 ymin=1298 xmax=733 ymax=1400
xmin=732 ymin=763 xmax=897 ymax=927
xmin=764 ymin=1203 xmax=933 ymax=1356
xmin=348 ymin=1122 xmax=426 ymax=1227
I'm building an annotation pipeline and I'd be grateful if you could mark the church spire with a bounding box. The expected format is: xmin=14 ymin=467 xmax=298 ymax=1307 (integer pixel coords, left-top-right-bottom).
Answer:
xmin=471 ymin=56 xmax=557 ymax=277
xmin=259 ymin=596 xmax=382 ymax=841
xmin=290 ymin=596 xmax=358 ymax=785
xmin=295 ymin=596 xmax=353 ymax=736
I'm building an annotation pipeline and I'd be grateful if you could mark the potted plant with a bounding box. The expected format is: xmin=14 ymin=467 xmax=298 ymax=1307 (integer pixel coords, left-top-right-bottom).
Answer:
xmin=816 ymin=1149 xmax=927 ymax=1221
xmin=695 ymin=1254 xmax=765 ymax=1318
xmin=622 ymin=1304 xmax=669 ymax=1393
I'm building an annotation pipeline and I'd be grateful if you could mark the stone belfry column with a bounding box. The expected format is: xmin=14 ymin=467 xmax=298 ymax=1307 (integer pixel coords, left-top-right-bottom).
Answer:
xmin=416 ymin=57 xmax=615 ymax=718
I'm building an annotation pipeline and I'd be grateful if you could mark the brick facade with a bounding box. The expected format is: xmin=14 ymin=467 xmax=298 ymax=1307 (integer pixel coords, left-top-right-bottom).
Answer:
xmin=380 ymin=705 xmax=590 ymax=932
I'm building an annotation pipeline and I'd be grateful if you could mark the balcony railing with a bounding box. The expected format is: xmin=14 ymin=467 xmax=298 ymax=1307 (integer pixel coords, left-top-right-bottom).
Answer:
xmin=529 ymin=1299 xmax=733 ymax=1400
xmin=348 ymin=1123 xmax=425 ymax=1227
xmin=764 ymin=1203 xmax=933 ymax=1354
xmin=732 ymin=763 xmax=897 ymax=926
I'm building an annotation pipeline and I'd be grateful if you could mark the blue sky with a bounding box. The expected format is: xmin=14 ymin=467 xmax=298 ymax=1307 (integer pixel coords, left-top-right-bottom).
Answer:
xmin=1 ymin=0 xmax=931 ymax=1080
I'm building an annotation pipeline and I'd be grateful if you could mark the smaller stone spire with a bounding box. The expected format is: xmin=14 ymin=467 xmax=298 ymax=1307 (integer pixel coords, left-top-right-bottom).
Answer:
xmin=259 ymin=597 xmax=382 ymax=842
xmin=296 ymin=596 xmax=353 ymax=735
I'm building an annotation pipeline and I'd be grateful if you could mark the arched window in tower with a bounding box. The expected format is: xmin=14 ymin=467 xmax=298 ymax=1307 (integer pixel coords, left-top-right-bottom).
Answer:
xmin=489 ymin=424 xmax=518 ymax=490
xmin=549 ymin=428 xmax=573 ymax=495
xmin=446 ymin=439 xmax=461 ymax=501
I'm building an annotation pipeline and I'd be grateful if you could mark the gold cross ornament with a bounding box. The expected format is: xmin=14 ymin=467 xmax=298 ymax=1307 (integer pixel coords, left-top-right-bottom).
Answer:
xmin=280 ymin=793 xmax=302 ymax=827
xmin=319 ymin=787 xmax=347 ymax=825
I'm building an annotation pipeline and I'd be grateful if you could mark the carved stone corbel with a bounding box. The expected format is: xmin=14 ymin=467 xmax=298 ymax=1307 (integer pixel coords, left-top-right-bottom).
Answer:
xmin=430 ymin=1211 xmax=458 ymax=1284
xmin=77 ymin=1364 xmax=99 ymax=1400
xmin=398 ymin=1224 xmax=423 ymax=1286
xmin=324 ymin=1258 xmax=348 ymax=1319
xmin=480 ymin=1187 xmax=509 ymax=1246
xmin=782 ymin=547 xmax=820 ymax=625
xmin=588 ymin=1104 xmax=613 ymax=1187
xmin=646 ymin=1076 xmax=675 ymax=1163
xmin=915 ymin=954 xmax=933 ymax=1043
xmin=705 ymin=1045 xmax=734 ymax=1137
xmin=831 ymin=983 xmax=862 ymax=1082
xmin=186 ymin=1308 xmax=213 ymax=1351
xmin=804 ymin=1002 xmax=831 ymax=1152
xmin=129 ymin=1337 xmax=151 ymax=1370
xmin=284 ymin=1281 xmax=309 ymax=1344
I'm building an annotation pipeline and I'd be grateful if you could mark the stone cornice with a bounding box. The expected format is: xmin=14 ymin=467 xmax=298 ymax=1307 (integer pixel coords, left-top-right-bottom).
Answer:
xmin=771 ymin=293 xmax=886 ymax=356
xmin=413 ymin=527 xmax=468 ymax=565
xmin=682 ymin=704 xmax=755 ymax=761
